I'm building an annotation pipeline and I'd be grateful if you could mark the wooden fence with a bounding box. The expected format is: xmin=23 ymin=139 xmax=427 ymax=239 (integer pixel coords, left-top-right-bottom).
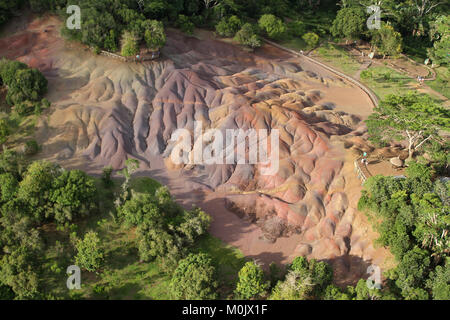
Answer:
xmin=97 ymin=50 xmax=160 ymax=63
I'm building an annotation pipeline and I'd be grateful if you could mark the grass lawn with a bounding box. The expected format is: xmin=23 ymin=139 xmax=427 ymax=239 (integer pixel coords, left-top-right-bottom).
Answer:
xmin=428 ymin=66 xmax=450 ymax=100
xmin=313 ymin=43 xmax=362 ymax=76
xmin=40 ymin=177 xmax=247 ymax=300
xmin=279 ymin=37 xmax=309 ymax=51
xmin=359 ymin=65 xmax=415 ymax=100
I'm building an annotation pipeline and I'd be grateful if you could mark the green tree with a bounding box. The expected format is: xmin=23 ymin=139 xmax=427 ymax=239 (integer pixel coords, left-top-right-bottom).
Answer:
xmin=0 ymin=173 xmax=18 ymax=203
xmin=258 ymin=14 xmax=287 ymax=40
xmin=331 ymin=7 xmax=366 ymax=41
xmin=235 ymin=261 xmax=269 ymax=299
xmin=104 ymin=30 xmax=118 ymax=52
xmin=18 ymin=161 xmax=60 ymax=222
xmin=302 ymin=32 xmax=319 ymax=49
xmin=323 ymin=284 xmax=351 ymax=300
xmin=101 ymin=166 xmax=114 ymax=188
xmin=234 ymin=23 xmax=261 ymax=49
xmin=177 ymin=14 xmax=195 ymax=35
xmin=0 ymin=119 xmax=9 ymax=145
xmin=215 ymin=15 xmax=242 ymax=37
xmin=116 ymin=158 xmax=139 ymax=206
xmin=120 ymin=186 xmax=209 ymax=269
xmin=0 ymin=59 xmax=47 ymax=106
xmin=9 ymin=68 xmax=48 ymax=103
xmin=428 ymin=15 xmax=449 ymax=66
xmin=50 ymin=170 xmax=98 ymax=225
xmin=121 ymin=31 xmax=139 ymax=57
xmin=270 ymin=257 xmax=333 ymax=299
xmin=0 ymin=59 xmax=27 ymax=87
xmin=426 ymin=258 xmax=450 ymax=300
xmin=118 ymin=193 xmax=162 ymax=227
xmin=366 ymin=93 xmax=450 ymax=160
xmin=354 ymin=278 xmax=383 ymax=300
xmin=75 ymin=231 xmax=104 ymax=272
xmin=143 ymin=20 xmax=166 ymax=49
xmin=371 ymin=23 xmax=403 ymax=59
xmin=0 ymin=148 xmax=26 ymax=179
xmin=170 ymin=253 xmax=218 ymax=300
xmin=0 ymin=247 xmax=40 ymax=299
xmin=411 ymin=191 xmax=449 ymax=260
xmin=287 ymin=20 xmax=305 ymax=37
xmin=393 ymin=246 xmax=431 ymax=299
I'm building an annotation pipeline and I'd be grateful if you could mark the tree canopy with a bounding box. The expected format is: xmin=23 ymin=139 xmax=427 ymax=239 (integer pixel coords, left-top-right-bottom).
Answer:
xmin=331 ymin=7 xmax=367 ymax=41
xmin=258 ymin=14 xmax=287 ymax=40
xmin=170 ymin=252 xmax=218 ymax=300
xmin=366 ymin=93 xmax=450 ymax=160
xmin=235 ymin=261 xmax=269 ymax=299
xmin=359 ymin=162 xmax=449 ymax=299
xmin=371 ymin=23 xmax=403 ymax=58
xmin=427 ymin=15 xmax=449 ymax=65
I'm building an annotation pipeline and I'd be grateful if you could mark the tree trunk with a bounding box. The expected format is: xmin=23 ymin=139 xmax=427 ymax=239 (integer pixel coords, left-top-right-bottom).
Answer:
xmin=408 ymin=147 xmax=414 ymax=160
xmin=408 ymin=138 xmax=414 ymax=161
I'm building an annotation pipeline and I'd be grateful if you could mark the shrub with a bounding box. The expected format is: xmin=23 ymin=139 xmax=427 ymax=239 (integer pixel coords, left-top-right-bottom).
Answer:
xmin=371 ymin=23 xmax=403 ymax=58
xmin=215 ymin=15 xmax=242 ymax=37
xmin=302 ymin=32 xmax=319 ymax=49
xmin=287 ymin=20 xmax=305 ymax=37
xmin=75 ymin=231 xmax=104 ymax=272
xmin=41 ymin=98 xmax=50 ymax=109
xmin=103 ymin=30 xmax=118 ymax=52
xmin=13 ymin=101 xmax=32 ymax=116
xmin=258 ymin=14 xmax=287 ymax=40
xmin=170 ymin=253 xmax=218 ymax=300
xmin=101 ymin=166 xmax=114 ymax=188
xmin=0 ymin=118 xmax=9 ymax=145
xmin=120 ymin=31 xmax=139 ymax=57
xmin=0 ymin=59 xmax=27 ymax=87
xmin=23 ymin=140 xmax=39 ymax=156
xmin=360 ymin=70 xmax=373 ymax=79
xmin=0 ymin=59 xmax=47 ymax=107
xmin=234 ymin=23 xmax=262 ymax=49
xmin=177 ymin=15 xmax=194 ymax=35
xmin=0 ymin=172 xmax=18 ymax=202
xmin=331 ymin=7 xmax=366 ymax=41
xmin=18 ymin=161 xmax=60 ymax=222
xmin=235 ymin=261 xmax=269 ymax=299
xmin=143 ymin=20 xmax=166 ymax=49
xmin=50 ymin=170 xmax=98 ymax=224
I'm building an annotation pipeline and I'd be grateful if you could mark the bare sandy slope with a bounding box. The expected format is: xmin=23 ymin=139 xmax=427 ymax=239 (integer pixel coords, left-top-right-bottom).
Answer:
xmin=0 ymin=15 xmax=391 ymax=285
